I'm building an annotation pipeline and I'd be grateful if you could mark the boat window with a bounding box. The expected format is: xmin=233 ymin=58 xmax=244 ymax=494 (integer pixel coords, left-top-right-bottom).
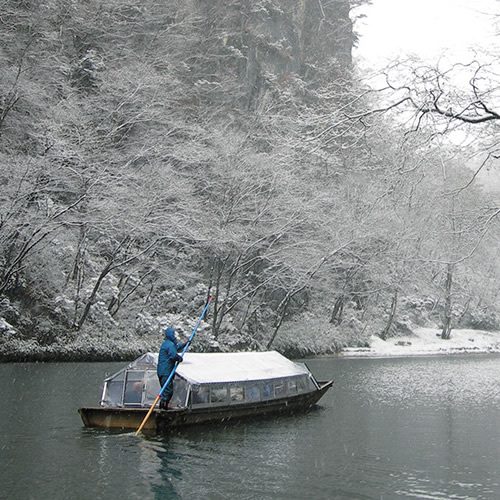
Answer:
xmin=102 ymin=379 xmax=125 ymax=407
xmin=191 ymin=386 xmax=209 ymax=405
xmin=143 ymin=370 xmax=161 ymax=406
xmin=288 ymin=378 xmax=298 ymax=394
xmin=171 ymin=378 xmax=189 ymax=407
xmin=297 ymin=376 xmax=308 ymax=393
xmin=230 ymin=387 xmax=244 ymax=402
xmin=274 ymin=380 xmax=286 ymax=398
xmin=210 ymin=386 xmax=228 ymax=404
xmin=262 ymin=382 xmax=273 ymax=399
xmin=123 ymin=372 xmax=144 ymax=406
xmin=246 ymin=385 xmax=260 ymax=401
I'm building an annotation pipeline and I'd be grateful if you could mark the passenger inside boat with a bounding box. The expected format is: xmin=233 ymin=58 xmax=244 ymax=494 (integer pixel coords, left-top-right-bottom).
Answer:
xmin=124 ymin=381 xmax=143 ymax=405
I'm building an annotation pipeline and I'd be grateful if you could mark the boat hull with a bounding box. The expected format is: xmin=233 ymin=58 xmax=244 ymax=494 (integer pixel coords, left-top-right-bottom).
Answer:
xmin=78 ymin=381 xmax=333 ymax=431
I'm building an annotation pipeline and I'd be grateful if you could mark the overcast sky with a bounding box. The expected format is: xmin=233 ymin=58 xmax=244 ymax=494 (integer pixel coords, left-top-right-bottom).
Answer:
xmin=352 ymin=0 xmax=500 ymax=191
xmin=353 ymin=0 xmax=499 ymax=67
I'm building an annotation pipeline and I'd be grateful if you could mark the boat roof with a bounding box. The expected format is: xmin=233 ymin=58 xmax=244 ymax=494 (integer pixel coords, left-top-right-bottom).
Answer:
xmin=113 ymin=351 xmax=310 ymax=385
xmin=177 ymin=351 xmax=310 ymax=384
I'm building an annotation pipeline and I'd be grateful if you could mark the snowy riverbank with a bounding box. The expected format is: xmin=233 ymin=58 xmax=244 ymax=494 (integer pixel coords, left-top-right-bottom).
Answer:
xmin=341 ymin=328 xmax=500 ymax=357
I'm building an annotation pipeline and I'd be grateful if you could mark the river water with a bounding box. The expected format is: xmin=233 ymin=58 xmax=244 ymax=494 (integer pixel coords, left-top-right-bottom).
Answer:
xmin=1 ymin=354 xmax=499 ymax=499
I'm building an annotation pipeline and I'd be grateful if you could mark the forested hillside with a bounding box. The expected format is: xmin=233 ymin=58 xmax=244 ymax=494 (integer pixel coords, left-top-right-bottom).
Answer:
xmin=1 ymin=0 xmax=499 ymax=361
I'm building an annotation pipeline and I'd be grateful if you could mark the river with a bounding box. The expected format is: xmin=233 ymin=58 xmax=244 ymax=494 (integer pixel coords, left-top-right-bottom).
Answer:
xmin=1 ymin=354 xmax=499 ymax=499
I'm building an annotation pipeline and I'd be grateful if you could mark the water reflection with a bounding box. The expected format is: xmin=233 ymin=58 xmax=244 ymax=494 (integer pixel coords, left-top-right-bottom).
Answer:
xmin=143 ymin=416 xmax=308 ymax=499
xmin=144 ymin=441 xmax=182 ymax=499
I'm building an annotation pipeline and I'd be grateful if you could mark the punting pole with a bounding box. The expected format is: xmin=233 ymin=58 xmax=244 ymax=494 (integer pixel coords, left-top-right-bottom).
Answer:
xmin=135 ymin=296 xmax=213 ymax=436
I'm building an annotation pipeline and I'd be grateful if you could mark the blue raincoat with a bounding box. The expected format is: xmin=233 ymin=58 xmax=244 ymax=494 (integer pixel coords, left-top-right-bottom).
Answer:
xmin=157 ymin=328 xmax=186 ymax=407
xmin=157 ymin=328 xmax=185 ymax=377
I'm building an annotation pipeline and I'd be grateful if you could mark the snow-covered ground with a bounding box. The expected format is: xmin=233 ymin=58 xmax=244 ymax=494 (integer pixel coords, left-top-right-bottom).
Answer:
xmin=342 ymin=328 xmax=500 ymax=357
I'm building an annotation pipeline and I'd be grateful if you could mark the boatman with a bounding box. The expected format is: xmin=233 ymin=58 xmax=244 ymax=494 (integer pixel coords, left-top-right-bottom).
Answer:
xmin=157 ymin=327 xmax=186 ymax=410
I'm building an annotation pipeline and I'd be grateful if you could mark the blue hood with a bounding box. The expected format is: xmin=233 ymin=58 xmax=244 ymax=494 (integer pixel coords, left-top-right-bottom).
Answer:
xmin=164 ymin=327 xmax=176 ymax=342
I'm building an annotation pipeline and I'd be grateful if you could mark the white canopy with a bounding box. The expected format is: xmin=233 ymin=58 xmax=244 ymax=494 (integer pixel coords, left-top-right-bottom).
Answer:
xmin=176 ymin=351 xmax=310 ymax=384
xmin=128 ymin=351 xmax=311 ymax=384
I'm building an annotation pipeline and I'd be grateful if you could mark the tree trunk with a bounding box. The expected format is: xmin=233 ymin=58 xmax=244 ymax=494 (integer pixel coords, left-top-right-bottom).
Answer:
xmin=76 ymin=261 xmax=113 ymax=330
xmin=210 ymin=256 xmax=226 ymax=339
xmin=441 ymin=263 xmax=453 ymax=339
xmin=266 ymin=294 xmax=290 ymax=350
xmin=380 ymin=289 xmax=398 ymax=341
xmin=330 ymin=295 xmax=344 ymax=325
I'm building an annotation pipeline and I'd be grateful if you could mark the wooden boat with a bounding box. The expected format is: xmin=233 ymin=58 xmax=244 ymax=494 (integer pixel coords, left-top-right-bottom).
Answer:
xmin=78 ymin=351 xmax=333 ymax=432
